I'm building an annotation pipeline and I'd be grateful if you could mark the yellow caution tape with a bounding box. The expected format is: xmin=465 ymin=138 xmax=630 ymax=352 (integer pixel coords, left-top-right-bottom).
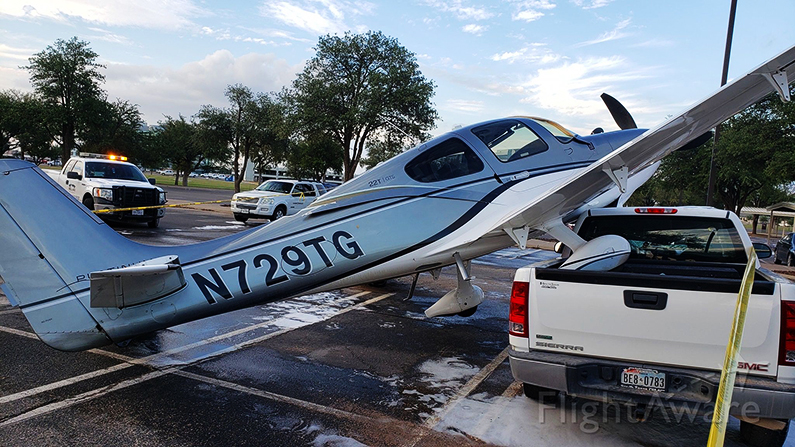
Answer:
xmin=707 ymin=246 xmax=758 ymax=447
xmin=92 ymin=191 xmax=308 ymax=214
xmin=92 ymin=200 xmax=229 ymax=214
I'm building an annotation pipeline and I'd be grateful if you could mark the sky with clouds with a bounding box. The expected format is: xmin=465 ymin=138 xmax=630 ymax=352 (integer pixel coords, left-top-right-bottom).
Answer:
xmin=1 ymin=0 xmax=793 ymax=137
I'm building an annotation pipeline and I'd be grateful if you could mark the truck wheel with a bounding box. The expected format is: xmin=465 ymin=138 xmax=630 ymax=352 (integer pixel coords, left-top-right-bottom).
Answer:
xmin=522 ymin=383 xmax=560 ymax=405
xmin=788 ymin=254 xmax=794 ymax=267
xmin=272 ymin=206 xmax=286 ymax=220
xmin=234 ymin=213 xmax=249 ymax=223
xmin=147 ymin=218 xmax=160 ymax=228
xmin=739 ymin=419 xmax=789 ymax=447
xmin=82 ymin=196 xmax=94 ymax=210
xmin=774 ymin=256 xmax=782 ymax=265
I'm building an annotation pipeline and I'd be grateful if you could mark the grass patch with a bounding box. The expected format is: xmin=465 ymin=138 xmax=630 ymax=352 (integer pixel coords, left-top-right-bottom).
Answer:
xmin=145 ymin=174 xmax=258 ymax=191
xmin=39 ymin=165 xmax=257 ymax=191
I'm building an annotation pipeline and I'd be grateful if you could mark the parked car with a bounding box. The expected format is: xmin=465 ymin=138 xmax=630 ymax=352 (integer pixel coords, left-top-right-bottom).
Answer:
xmin=230 ymin=179 xmax=326 ymax=222
xmin=774 ymin=232 xmax=795 ymax=266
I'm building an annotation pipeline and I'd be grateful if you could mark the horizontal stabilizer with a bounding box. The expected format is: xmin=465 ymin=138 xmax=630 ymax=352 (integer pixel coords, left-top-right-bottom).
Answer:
xmin=90 ymin=255 xmax=185 ymax=308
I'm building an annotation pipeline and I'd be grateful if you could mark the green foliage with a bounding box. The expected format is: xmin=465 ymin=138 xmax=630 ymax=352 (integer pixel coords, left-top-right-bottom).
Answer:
xmin=287 ymin=31 xmax=438 ymax=180
xmin=0 ymin=90 xmax=56 ymax=163
xmin=627 ymin=86 xmax=795 ymax=213
xmin=285 ymin=134 xmax=343 ymax=181
xmin=23 ymin=37 xmax=106 ymax=163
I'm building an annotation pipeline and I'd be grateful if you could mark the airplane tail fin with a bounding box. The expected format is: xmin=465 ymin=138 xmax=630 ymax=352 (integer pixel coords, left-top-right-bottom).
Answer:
xmin=0 ymin=159 xmax=155 ymax=350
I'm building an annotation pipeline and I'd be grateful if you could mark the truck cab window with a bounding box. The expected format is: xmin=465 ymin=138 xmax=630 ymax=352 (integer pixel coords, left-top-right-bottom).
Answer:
xmin=405 ymin=137 xmax=484 ymax=183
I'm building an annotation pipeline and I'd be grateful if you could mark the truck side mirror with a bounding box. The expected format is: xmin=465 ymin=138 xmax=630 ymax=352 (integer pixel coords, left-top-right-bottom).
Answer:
xmin=66 ymin=171 xmax=81 ymax=180
xmin=148 ymin=178 xmax=156 ymax=185
xmin=752 ymin=242 xmax=772 ymax=259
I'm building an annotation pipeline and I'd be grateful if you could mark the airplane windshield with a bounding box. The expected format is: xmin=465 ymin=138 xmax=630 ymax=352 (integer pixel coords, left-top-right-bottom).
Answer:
xmin=85 ymin=162 xmax=148 ymax=182
xmin=256 ymin=181 xmax=293 ymax=193
xmin=529 ymin=118 xmax=575 ymax=143
xmin=471 ymin=120 xmax=548 ymax=163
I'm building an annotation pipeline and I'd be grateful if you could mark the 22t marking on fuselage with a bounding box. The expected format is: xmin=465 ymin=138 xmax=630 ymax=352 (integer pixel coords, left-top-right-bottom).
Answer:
xmin=191 ymin=230 xmax=364 ymax=304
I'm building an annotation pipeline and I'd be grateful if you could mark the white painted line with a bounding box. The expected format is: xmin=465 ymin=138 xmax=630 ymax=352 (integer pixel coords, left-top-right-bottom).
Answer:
xmin=174 ymin=370 xmax=376 ymax=424
xmin=0 ymin=363 xmax=133 ymax=404
xmin=407 ymin=347 xmax=510 ymax=447
xmin=0 ymin=369 xmax=171 ymax=427
xmin=159 ymin=293 xmax=394 ymax=364
xmin=0 ymin=325 xmax=38 ymax=339
xmin=0 ymin=291 xmax=387 ymax=411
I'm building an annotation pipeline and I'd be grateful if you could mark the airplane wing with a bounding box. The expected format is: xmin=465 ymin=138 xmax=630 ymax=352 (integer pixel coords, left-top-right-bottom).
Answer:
xmin=487 ymin=44 xmax=795 ymax=243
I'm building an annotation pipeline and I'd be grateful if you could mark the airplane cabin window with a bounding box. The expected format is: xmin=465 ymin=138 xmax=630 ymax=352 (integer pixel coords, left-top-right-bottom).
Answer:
xmin=405 ymin=137 xmax=484 ymax=183
xmin=471 ymin=120 xmax=549 ymax=162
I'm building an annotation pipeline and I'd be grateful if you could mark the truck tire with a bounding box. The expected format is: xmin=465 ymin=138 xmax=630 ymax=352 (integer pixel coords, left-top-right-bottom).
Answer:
xmin=147 ymin=218 xmax=160 ymax=228
xmin=82 ymin=196 xmax=94 ymax=210
xmin=788 ymin=253 xmax=795 ymax=267
xmin=739 ymin=419 xmax=789 ymax=447
xmin=234 ymin=213 xmax=249 ymax=223
xmin=522 ymin=383 xmax=560 ymax=405
xmin=271 ymin=206 xmax=286 ymax=220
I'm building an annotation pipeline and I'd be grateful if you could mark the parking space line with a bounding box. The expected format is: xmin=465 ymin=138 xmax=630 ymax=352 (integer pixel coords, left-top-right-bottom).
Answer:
xmin=0 ymin=325 xmax=38 ymax=339
xmin=174 ymin=370 xmax=381 ymax=424
xmin=0 ymin=292 xmax=392 ymax=421
xmin=0 ymin=369 xmax=172 ymax=427
xmin=408 ymin=347 xmax=510 ymax=446
xmin=0 ymin=364 xmax=133 ymax=404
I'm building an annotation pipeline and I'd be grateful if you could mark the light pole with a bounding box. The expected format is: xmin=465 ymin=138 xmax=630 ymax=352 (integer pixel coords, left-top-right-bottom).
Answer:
xmin=706 ymin=0 xmax=738 ymax=207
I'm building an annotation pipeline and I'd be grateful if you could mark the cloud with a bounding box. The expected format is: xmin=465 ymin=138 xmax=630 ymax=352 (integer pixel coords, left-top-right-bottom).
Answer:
xmin=260 ymin=0 xmax=375 ymax=35
xmin=0 ymin=43 xmax=38 ymax=61
xmin=0 ymin=0 xmax=206 ymax=30
xmin=444 ymin=99 xmax=484 ymax=113
xmin=513 ymin=10 xmax=544 ymax=22
xmin=490 ymin=44 xmax=562 ymax=64
xmin=520 ymin=56 xmax=653 ymax=125
xmin=103 ymin=50 xmax=301 ymax=123
xmin=571 ymin=0 xmax=613 ymax=9
xmin=462 ymin=24 xmax=485 ymax=35
xmin=575 ymin=18 xmax=631 ymax=47
xmin=421 ymin=0 xmax=494 ymax=21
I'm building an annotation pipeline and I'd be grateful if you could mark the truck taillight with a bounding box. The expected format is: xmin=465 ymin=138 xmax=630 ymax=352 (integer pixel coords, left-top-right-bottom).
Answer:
xmin=781 ymin=301 xmax=795 ymax=366
xmin=509 ymin=281 xmax=529 ymax=337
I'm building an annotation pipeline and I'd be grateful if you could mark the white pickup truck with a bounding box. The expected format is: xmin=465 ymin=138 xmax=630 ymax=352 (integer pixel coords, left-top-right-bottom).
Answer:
xmin=508 ymin=206 xmax=794 ymax=446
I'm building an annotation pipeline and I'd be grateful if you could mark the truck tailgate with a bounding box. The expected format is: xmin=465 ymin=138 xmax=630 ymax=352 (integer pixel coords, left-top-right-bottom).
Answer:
xmin=527 ymin=268 xmax=780 ymax=378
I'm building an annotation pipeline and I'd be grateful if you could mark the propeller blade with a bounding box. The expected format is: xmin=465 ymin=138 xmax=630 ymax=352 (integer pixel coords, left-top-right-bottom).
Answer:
xmin=677 ymin=131 xmax=713 ymax=151
xmin=601 ymin=93 xmax=637 ymax=130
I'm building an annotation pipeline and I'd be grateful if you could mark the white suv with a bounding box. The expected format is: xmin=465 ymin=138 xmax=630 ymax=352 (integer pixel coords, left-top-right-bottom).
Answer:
xmin=57 ymin=154 xmax=166 ymax=228
xmin=230 ymin=179 xmax=326 ymax=223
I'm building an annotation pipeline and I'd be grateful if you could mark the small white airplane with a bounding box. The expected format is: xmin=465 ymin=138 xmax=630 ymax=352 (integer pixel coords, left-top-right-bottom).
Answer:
xmin=0 ymin=45 xmax=792 ymax=351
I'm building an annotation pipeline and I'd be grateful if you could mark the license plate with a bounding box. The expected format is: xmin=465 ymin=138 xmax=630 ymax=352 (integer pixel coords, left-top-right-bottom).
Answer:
xmin=620 ymin=367 xmax=666 ymax=391
xmin=132 ymin=209 xmax=144 ymax=216
xmin=240 ymin=209 xmax=249 ymax=214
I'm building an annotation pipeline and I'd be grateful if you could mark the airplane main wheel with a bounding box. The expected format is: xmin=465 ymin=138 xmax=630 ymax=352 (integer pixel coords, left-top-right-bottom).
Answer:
xmin=457 ymin=306 xmax=478 ymax=317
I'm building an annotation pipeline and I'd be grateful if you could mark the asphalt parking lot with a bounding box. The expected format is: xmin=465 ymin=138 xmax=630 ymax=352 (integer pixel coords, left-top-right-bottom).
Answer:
xmin=1 ymin=195 xmax=794 ymax=446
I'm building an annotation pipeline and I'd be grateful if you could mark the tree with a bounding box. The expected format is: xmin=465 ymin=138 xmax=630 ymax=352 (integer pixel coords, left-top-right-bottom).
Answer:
xmin=285 ymin=134 xmax=344 ymax=181
xmin=0 ymin=90 xmax=56 ymax=163
xmin=80 ymin=98 xmax=145 ymax=157
xmin=23 ymin=37 xmax=106 ymax=164
xmin=153 ymin=116 xmax=198 ymax=186
xmin=287 ymin=31 xmax=438 ymax=181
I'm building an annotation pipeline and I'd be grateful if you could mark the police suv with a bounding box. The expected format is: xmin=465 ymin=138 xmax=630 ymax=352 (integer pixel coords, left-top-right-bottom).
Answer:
xmin=56 ymin=153 xmax=166 ymax=228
